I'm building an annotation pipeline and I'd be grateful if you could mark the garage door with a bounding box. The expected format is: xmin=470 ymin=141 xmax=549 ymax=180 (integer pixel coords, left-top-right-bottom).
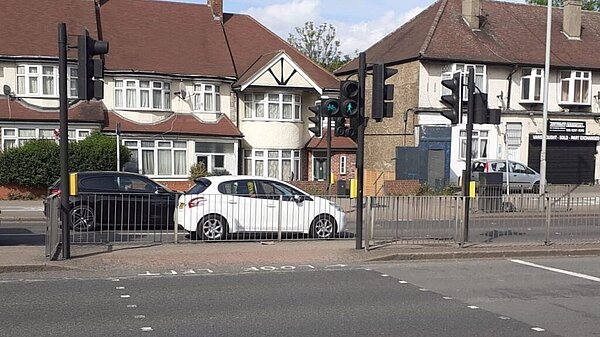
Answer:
xmin=528 ymin=140 xmax=596 ymax=184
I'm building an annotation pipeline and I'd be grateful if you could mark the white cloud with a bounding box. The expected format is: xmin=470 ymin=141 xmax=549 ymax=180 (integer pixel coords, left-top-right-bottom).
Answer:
xmin=243 ymin=0 xmax=320 ymax=39
xmin=335 ymin=7 xmax=425 ymax=55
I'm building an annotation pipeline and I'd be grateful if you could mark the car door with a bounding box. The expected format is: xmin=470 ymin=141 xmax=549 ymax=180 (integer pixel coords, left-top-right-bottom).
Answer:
xmin=78 ymin=175 xmax=121 ymax=226
xmin=509 ymin=162 xmax=530 ymax=189
xmin=116 ymin=175 xmax=171 ymax=227
xmin=218 ymin=179 xmax=268 ymax=233
xmin=255 ymin=180 xmax=307 ymax=233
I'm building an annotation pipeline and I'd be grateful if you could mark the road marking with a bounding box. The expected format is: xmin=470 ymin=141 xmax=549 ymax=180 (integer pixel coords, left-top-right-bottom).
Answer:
xmin=182 ymin=269 xmax=196 ymax=274
xmin=419 ymin=288 xmax=429 ymax=292
xmin=498 ymin=316 xmax=511 ymax=320
xmin=381 ymin=274 xmax=389 ymax=277
xmin=165 ymin=270 xmax=178 ymax=275
xmin=127 ymin=305 xmax=137 ymax=308
xmin=398 ymin=281 xmax=408 ymax=284
xmin=134 ymin=315 xmax=146 ymax=319
xmin=111 ymin=279 xmax=120 ymax=282
xmin=325 ymin=264 xmax=347 ymax=268
xmin=116 ymin=286 xmax=125 ymax=290
xmin=467 ymin=305 xmax=479 ymax=309
xmin=141 ymin=327 xmax=153 ymax=331
xmin=120 ymin=295 xmax=131 ymax=298
xmin=531 ymin=327 xmax=545 ymax=332
xmin=510 ymin=259 xmax=600 ymax=282
xmin=138 ymin=271 xmax=160 ymax=276
xmin=442 ymin=296 xmax=453 ymax=300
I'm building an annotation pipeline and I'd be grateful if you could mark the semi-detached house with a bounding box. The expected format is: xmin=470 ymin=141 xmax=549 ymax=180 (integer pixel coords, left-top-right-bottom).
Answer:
xmin=0 ymin=0 xmax=357 ymax=192
xmin=336 ymin=0 xmax=600 ymax=189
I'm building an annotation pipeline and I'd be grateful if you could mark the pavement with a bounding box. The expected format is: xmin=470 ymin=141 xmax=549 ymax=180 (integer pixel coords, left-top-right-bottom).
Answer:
xmin=1 ymin=199 xmax=600 ymax=276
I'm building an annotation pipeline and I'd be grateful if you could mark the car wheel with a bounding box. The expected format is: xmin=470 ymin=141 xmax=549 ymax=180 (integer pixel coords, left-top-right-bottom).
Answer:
xmin=310 ymin=214 xmax=337 ymax=239
xmin=197 ymin=214 xmax=227 ymax=240
xmin=70 ymin=204 xmax=96 ymax=231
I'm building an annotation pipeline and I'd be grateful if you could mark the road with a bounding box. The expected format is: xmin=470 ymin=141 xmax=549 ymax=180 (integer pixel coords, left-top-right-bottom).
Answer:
xmin=0 ymin=262 xmax=577 ymax=337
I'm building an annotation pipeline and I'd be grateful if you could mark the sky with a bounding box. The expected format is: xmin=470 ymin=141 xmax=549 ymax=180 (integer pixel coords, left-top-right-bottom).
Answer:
xmin=173 ymin=0 xmax=527 ymax=55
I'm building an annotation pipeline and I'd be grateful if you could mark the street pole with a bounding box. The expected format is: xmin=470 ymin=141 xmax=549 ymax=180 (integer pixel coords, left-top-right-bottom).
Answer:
xmin=326 ymin=117 xmax=332 ymax=194
xmin=355 ymin=52 xmax=366 ymax=250
xmin=58 ymin=23 xmax=71 ymax=259
xmin=116 ymin=122 xmax=121 ymax=171
xmin=461 ymin=68 xmax=475 ymax=246
xmin=540 ymin=2 xmax=552 ymax=195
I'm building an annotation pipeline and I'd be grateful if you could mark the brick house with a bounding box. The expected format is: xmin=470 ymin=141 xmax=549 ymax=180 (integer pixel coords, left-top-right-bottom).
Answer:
xmin=0 ymin=0 xmax=356 ymax=197
xmin=336 ymin=0 xmax=600 ymax=187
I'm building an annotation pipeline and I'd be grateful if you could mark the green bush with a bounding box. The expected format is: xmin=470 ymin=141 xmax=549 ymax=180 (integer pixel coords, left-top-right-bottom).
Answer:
xmin=0 ymin=132 xmax=131 ymax=188
xmin=189 ymin=162 xmax=208 ymax=181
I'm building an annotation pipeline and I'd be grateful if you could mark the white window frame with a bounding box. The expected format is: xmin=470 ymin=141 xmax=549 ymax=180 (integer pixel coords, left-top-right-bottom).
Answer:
xmin=114 ymin=79 xmax=171 ymax=111
xmin=124 ymin=139 xmax=187 ymax=177
xmin=459 ymin=130 xmax=489 ymax=160
xmin=520 ymin=68 xmax=544 ymax=103
xmin=559 ymin=70 xmax=591 ymax=105
xmin=312 ymin=151 xmax=327 ymax=181
xmin=1 ymin=127 xmax=90 ymax=150
xmin=339 ymin=155 xmax=347 ymax=175
xmin=244 ymin=149 xmax=301 ymax=181
xmin=193 ymin=84 xmax=221 ymax=112
xmin=441 ymin=63 xmax=486 ymax=99
xmin=16 ymin=64 xmax=78 ymax=98
xmin=243 ymin=92 xmax=302 ymax=121
xmin=195 ymin=153 xmax=226 ymax=172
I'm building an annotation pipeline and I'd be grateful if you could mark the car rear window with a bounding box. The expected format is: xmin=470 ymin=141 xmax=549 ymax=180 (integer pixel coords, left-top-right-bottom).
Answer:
xmin=187 ymin=178 xmax=212 ymax=194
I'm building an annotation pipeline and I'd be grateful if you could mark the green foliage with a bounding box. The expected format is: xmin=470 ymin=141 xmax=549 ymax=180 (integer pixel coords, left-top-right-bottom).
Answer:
xmin=287 ymin=21 xmax=355 ymax=72
xmin=0 ymin=132 xmax=131 ymax=188
xmin=70 ymin=132 xmax=131 ymax=172
xmin=526 ymin=0 xmax=600 ymax=10
xmin=416 ymin=184 xmax=460 ymax=196
xmin=189 ymin=162 xmax=208 ymax=181
xmin=0 ymin=140 xmax=60 ymax=187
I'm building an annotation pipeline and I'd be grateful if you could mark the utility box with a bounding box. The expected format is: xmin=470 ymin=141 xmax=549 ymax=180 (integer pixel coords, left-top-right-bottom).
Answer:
xmin=477 ymin=172 xmax=503 ymax=212
xmin=336 ymin=180 xmax=349 ymax=197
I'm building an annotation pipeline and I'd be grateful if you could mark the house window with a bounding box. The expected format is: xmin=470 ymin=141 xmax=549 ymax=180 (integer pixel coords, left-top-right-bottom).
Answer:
xmin=1 ymin=127 xmax=90 ymax=150
xmin=520 ymin=68 xmax=544 ymax=103
xmin=114 ymin=79 xmax=171 ymax=110
xmin=339 ymin=155 xmax=347 ymax=175
xmin=124 ymin=140 xmax=187 ymax=177
xmin=193 ymin=84 xmax=221 ymax=112
xmin=243 ymin=93 xmax=302 ymax=121
xmin=16 ymin=64 xmax=77 ymax=97
xmin=313 ymin=151 xmax=327 ymax=181
xmin=560 ymin=70 xmax=591 ymax=105
xmin=441 ymin=63 xmax=486 ymax=99
xmin=244 ymin=149 xmax=300 ymax=181
xmin=459 ymin=130 xmax=488 ymax=160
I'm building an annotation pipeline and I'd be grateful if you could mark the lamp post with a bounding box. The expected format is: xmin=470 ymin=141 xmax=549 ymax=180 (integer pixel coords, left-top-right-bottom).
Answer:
xmin=540 ymin=1 xmax=552 ymax=195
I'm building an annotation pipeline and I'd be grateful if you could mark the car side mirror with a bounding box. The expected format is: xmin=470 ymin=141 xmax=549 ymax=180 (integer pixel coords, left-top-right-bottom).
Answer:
xmin=293 ymin=195 xmax=304 ymax=203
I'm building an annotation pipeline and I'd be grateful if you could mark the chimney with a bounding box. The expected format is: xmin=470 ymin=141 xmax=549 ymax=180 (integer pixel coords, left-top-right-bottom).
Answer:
xmin=462 ymin=0 xmax=481 ymax=30
xmin=208 ymin=0 xmax=223 ymax=21
xmin=563 ymin=0 xmax=582 ymax=39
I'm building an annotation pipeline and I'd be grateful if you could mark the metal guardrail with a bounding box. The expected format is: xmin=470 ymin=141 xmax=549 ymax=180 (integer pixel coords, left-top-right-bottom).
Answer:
xmin=44 ymin=189 xmax=600 ymax=250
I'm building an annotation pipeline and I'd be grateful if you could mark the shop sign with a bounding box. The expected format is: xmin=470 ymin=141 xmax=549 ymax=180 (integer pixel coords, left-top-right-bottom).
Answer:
xmin=548 ymin=120 xmax=586 ymax=134
xmin=531 ymin=134 xmax=600 ymax=141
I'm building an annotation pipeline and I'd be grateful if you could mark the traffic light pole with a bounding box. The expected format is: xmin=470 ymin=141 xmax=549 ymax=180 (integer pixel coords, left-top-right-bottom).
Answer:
xmin=461 ymin=68 xmax=475 ymax=246
xmin=58 ymin=23 xmax=71 ymax=259
xmin=355 ymin=52 xmax=366 ymax=250
xmin=326 ymin=117 xmax=332 ymax=194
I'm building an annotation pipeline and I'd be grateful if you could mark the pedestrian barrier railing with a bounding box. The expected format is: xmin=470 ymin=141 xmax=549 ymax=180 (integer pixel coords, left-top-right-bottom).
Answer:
xmin=44 ymin=190 xmax=600 ymax=251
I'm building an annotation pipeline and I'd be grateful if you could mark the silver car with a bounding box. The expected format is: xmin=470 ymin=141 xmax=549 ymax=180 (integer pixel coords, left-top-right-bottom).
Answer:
xmin=472 ymin=159 xmax=540 ymax=192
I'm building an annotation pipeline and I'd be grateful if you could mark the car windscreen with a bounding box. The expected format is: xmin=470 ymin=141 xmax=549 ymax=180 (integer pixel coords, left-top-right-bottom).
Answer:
xmin=187 ymin=178 xmax=212 ymax=194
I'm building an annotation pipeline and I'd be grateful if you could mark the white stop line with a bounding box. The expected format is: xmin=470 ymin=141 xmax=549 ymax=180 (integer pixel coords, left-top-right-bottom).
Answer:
xmin=510 ymin=259 xmax=600 ymax=282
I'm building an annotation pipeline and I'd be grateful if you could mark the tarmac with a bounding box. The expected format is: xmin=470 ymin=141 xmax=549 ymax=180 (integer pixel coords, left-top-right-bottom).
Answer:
xmin=1 ymin=199 xmax=600 ymax=276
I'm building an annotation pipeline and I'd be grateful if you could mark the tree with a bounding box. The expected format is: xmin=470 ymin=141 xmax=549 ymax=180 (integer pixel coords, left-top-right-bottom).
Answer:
xmin=288 ymin=21 xmax=351 ymax=72
xmin=526 ymin=0 xmax=600 ymax=11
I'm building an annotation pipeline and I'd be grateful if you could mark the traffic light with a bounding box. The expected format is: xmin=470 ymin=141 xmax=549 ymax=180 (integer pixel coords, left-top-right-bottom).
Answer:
xmin=473 ymin=93 xmax=501 ymax=125
xmin=440 ymin=72 xmax=462 ymax=124
xmin=77 ymin=29 xmax=109 ymax=101
xmin=340 ymin=80 xmax=359 ymax=118
xmin=334 ymin=117 xmax=354 ymax=138
xmin=372 ymin=63 xmax=397 ymax=122
xmin=308 ymin=101 xmax=322 ymax=137
xmin=321 ymin=98 xmax=340 ymax=118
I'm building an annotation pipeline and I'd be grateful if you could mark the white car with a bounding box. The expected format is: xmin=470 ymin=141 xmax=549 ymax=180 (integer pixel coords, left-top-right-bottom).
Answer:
xmin=178 ymin=175 xmax=346 ymax=240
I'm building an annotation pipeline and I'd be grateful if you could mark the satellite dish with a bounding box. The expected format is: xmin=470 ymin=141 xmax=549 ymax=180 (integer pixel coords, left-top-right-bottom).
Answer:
xmin=3 ymin=85 xmax=12 ymax=96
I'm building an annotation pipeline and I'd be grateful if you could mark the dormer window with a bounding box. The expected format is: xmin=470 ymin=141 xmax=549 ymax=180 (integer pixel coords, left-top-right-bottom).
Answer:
xmin=16 ymin=64 xmax=78 ymax=98
xmin=114 ymin=79 xmax=171 ymax=110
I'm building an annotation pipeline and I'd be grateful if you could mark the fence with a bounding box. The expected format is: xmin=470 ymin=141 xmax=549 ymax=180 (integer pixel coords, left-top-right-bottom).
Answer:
xmin=45 ymin=189 xmax=600 ymax=253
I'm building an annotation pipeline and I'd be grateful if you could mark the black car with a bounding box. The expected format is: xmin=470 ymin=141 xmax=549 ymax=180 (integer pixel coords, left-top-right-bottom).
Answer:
xmin=48 ymin=171 xmax=179 ymax=231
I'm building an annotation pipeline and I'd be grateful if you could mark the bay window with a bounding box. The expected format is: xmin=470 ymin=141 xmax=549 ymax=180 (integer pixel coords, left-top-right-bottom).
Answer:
xmin=16 ymin=64 xmax=77 ymax=97
xmin=243 ymin=93 xmax=301 ymax=121
xmin=125 ymin=140 xmax=187 ymax=177
xmin=193 ymin=84 xmax=220 ymax=112
xmin=520 ymin=68 xmax=543 ymax=103
xmin=560 ymin=70 xmax=591 ymax=105
xmin=114 ymin=79 xmax=171 ymax=110
xmin=244 ymin=149 xmax=300 ymax=181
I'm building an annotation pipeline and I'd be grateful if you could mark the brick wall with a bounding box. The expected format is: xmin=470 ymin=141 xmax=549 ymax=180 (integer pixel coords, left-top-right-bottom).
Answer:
xmin=157 ymin=180 xmax=194 ymax=192
xmin=287 ymin=180 xmax=330 ymax=195
xmin=383 ymin=180 xmax=421 ymax=196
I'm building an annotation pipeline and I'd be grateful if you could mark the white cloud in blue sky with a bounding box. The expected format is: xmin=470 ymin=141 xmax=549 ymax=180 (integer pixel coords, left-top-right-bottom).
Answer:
xmin=172 ymin=0 xmax=527 ymax=54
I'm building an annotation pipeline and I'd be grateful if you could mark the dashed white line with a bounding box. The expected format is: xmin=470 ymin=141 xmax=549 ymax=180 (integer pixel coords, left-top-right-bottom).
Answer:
xmin=127 ymin=304 xmax=137 ymax=308
xmin=510 ymin=259 xmax=600 ymax=282
xmin=120 ymin=295 xmax=131 ymax=298
xmin=116 ymin=286 xmax=125 ymax=290
xmin=531 ymin=327 xmax=545 ymax=332
xmin=467 ymin=305 xmax=479 ymax=309
xmin=141 ymin=327 xmax=153 ymax=331
xmin=111 ymin=279 xmax=120 ymax=282
xmin=442 ymin=296 xmax=453 ymax=300
xmin=381 ymin=274 xmax=389 ymax=277
xmin=398 ymin=281 xmax=408 ymax=284
xmin=498 ymin=316 xmax=511 ymax=320
xmin=134 ymin=315 xmax=146 ymax=319
xmin=419 ymin=288 xmax=429 ymax=292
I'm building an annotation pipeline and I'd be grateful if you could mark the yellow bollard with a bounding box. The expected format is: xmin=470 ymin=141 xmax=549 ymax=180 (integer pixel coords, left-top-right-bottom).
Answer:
xmin=69 ymin=172 xmax=78 ymax=196
xmin=350 ymin=179 xmax=357 ymax=199
xmin=469 ymin=181 xmax=476 ymax=198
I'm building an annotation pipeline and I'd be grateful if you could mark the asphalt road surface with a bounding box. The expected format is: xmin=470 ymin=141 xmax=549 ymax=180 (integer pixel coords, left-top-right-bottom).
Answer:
xmin=0 ymin=267 xmax=562 ymax=337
